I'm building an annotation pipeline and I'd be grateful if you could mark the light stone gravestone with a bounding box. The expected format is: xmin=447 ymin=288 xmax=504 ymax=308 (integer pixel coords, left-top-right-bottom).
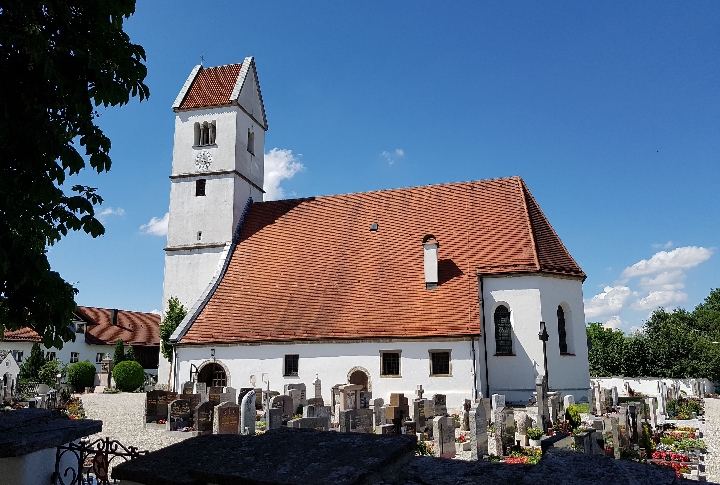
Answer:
xmin=610 ymin=416 xmax=621 ymax=459
xmin=492 ymin=394 xmax=506 ymax=415
xmin=373 ymin=398 xmax=385 ymax=427
xmin=594 ymin=383 xmax=603 ymax=415
xmin=271 ymin=394 xmax=294 ymax=417
xmin=611 ymin=386 xmax=618 ymax=407
xmin=313 ymin=375 xmax=322 ymax=399
xmin=240 ymin=389 xmax=256 ymax=435
xmin=412 ymin=399 xmax=426 ymax=428
xmin=284 ymin=383 xmax=307 ymax=406
xmin=213 ymin=402 xmax=240 ymax=434
xmin=224 ymin=386 xmax=237 ymax=403
xmin=433 ymin=415 xmax=456 ymax=458
xmin=563 ymin=394 xmax=575 ymax=408
xmin=514 ymin=410 xmax=530 ymax=446
xmin=193 ymin=382 xmax=207 ymax=397
xmin=536 ymin=377 xmax=548 ymax=430
xmin=491 ymin=407 xmax=505 ymax=456
xmin=339 ymin=384 xmax=363 ymax=411
xmin=470 ymin=400 xmax=488 ymax=459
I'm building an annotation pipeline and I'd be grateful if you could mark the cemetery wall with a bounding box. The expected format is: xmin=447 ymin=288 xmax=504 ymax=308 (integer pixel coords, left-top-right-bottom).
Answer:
xmin=482 ymin=274 xmax=590 ymax=403
xmin=592 ymin=377 xmax=714 ymax=397
xmin=175 ymin=339 xmax=476 ymax=411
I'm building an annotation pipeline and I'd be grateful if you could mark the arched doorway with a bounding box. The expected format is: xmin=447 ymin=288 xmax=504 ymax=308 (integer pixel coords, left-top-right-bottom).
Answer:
xmin=197 ymin=363 xmax=227 ymax=388
xmin=347 ymin=366 xmax=371 ymax=392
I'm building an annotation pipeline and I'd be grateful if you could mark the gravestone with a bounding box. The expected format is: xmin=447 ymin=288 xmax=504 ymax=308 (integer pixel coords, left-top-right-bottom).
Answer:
xmin=238 ymin=388 xmax=254 ymax=406
xmin=491 ymin=394 xmax=505 ymax=416
xmin=359 ymin=391 xmax=372 ymax=409
xmin=373 ymin=398 xmax=385 ymax=427
xmin=355 ymin=408 xmax=374 ymax=433
xmin=594 ymin=383 xmax=602 ymax=415
xmin=313 ymin=375 xmax=322 ymax=399
xmin=288 ymin=389 xmax=302 ymax=414
xmin=208 ymin=386 xmax=224 ymax=405
xmin=307 ymin=397 xmax=324 ymax=407
xmin=380 ymin=424 xmax=395 ymax=435
xmin=548 ymin=392 xmax=561 ymax=425
xmin=195 ymin=401 xmax=214 ymax=435
xmin=492 ymin=407 xmax=506 ymax=456
xmin=167 ymin=399 xmax=193 ymax=431
xmin=404 ymin=421 xmax=417 ymax=435
xmin=240 ymin=389 xmax=256 ymax=435
xmin=193 ymin=382 xmax=207 ymax=396
xmin=536 ymin=377 xmax=548 ymax=431
xmin=268 ymin=407 xmax=282 ymax=430
xmin=303 ymin=405 xmax=317 ymax=418
xmin=470 ymin=400 xmax=488 ymax=460
xmin=387 ymin=394 xmax=410 ymax=434
xmin=284 ymin=383 xmax=307 ymax=406
xmin=146 ymin=390 xmax=177 ymax=423
xmin=645 ymin=397 xmax=657 ymax=429
xmin=339 ymin=384 xmax=363 ymax=412
xmin=331 ymin=384 xmax=342 ymax=419
xmin=224 ymin=387 xmax=237 ymax=403
xmin=287 ymin=416 xmax=330 ymax=431
xmin=339 ymin=409 xmax=357 ymax=432
xmin=271 ymin=394 xmax=294 ymax=417
xmin=254 ymin=388 xmax=263 ymax=410
xmin=433 ymin=415 xmax=456 ymax=458
xmin=185 ymin=393 xmax=202 ymax=415
xmin=181 ymin=381 xmax=194 ymax=395
xmin=461 ymin=399 xmax=471 ymax=431
xmin=611 ymin=386 xmax=618 ymax=407
xmin=563 ymin=394 xmax=575 ymax=408
xmin=415 ymin=385 xmax=425 ymax=400
xmin=610 ymin=416 xmax=621 ymax=459
xmin=213 ymin=402 xmax=240 ymax=435
xmin=514 ymin=410 xmax=530 ymax=447
xmin=432 ymin=394 xmax=447 ymax=416
xmin=412 ymin=399 xmax=426 ymax=428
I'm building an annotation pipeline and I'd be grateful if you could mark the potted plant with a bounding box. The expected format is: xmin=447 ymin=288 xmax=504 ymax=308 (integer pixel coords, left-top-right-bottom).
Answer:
xmin=527 ymin=427 xmax=544 ymax=446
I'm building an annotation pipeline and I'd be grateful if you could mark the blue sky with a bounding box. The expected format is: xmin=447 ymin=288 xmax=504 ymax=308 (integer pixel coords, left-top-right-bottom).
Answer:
xmin=47 ymin=1 xmax=719 ymax=333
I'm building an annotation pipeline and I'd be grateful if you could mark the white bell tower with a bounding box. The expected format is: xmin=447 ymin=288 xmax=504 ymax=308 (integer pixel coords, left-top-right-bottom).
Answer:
xmin=162 ymin=57 xmax=268 ymax=314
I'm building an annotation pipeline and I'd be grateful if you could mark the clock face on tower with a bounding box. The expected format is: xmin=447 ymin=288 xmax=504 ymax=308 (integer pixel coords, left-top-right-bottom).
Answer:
xmin=195 ymin=150 xmax=213 ymax=171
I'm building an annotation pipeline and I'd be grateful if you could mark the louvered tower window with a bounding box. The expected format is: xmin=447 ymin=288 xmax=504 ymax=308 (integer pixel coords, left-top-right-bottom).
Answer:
xmin=557 ymin=305 xmax=568 ymax=354
xmin=494 ymin=305 xmax=513 ymax=355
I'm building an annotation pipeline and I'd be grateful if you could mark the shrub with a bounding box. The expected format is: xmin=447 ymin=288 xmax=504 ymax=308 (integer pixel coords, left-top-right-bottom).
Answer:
xmin=113 ymin=339 xmax=125 ymax=365
xmin=112 ymin=360 xmax=144 ymax=392
xmin=67 ymin=361 xmax=96 ymax=391
xmin=566 ymin=404 xmax=581 ymax=429
xmin=19 ymin=343 xmax=46 ymax=381
xmin=527 ymin=427 xmax=544 ymax=440
xmin=38 ymin=359 xmax=68 ymax=387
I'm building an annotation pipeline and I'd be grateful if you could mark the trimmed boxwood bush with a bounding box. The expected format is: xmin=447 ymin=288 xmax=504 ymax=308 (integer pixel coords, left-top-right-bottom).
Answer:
xmin=112 ymin=361 xmax=145 ymax=392
xmin=67 ymin=361 xmax=96 ymax=391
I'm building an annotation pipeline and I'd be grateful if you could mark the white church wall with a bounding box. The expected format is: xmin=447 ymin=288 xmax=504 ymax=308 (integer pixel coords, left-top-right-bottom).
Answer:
xmin=175 ymin=339 xmax=478 ymax=412
xmin=162 ymin=246 xmax=226 ymax=312
xmin=482 ymin=274 xmax=590 ymax=403
xmin=233 ymin=110 xmax=265 ymax=194
xmin=172 ymin=107 xmax=238 ymax=174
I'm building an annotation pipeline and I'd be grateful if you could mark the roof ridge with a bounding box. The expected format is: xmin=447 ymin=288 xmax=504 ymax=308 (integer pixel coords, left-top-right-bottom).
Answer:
xmin=257 ymin=176 xmax=525 ymax=204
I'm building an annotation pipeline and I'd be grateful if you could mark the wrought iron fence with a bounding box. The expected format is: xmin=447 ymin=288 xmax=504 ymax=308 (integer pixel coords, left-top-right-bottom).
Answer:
xmin=53 ymin=437 xmax=148 ymax=485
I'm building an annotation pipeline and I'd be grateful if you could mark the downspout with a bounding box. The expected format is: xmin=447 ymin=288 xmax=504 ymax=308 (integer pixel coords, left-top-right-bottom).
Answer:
xmin=479 ymin=275 xmax=490 ymax=399
xmin=172 ymin=345 xmax=178 ymax=392
xmin=471 ymin=338 xmax=477 ymax=399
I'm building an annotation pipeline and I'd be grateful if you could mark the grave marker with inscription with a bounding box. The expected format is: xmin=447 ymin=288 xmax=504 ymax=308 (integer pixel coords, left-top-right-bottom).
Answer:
xmin=195 ymin=401 xmax=214 ymax=435
xmin=213 ymin=402 xmax=240 ymax=435
xmin=167 ymin=399 xmax=193 ymax=431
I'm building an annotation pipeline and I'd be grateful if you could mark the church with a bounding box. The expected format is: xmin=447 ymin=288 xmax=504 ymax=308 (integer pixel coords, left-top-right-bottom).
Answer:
xmin=160 ymin=58 xmax=591 ymax=410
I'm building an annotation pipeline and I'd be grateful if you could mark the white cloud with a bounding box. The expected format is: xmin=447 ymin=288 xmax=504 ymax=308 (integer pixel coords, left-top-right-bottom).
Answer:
xmin=652 ymin=241 xmax=674 ymax=249
xmin=631 ymin=290 xmax=688 ymax=311
xmin=604 ymin=315 xmax=626 ymax=330
xmin=584 ymin=285 xmax=635 ymax=319
xmin=97 ymin=207 xmax=126 ymax=222
xmin=140 ymin=212 xmax=169 ymax=236
xmin=149 ymin=309 xmax=161 ymax=316
xmin=620 ymin=246 xmax=713 ymax=279
xmin=264 ymin=148 xmax=305 ymax=201
xmin=638 ymin=270 xmax=686 ymax=292
xmin=381 ymin=149 xmax=404 ymax=165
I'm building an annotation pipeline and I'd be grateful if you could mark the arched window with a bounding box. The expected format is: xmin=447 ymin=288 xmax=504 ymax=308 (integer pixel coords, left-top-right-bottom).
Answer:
xmin=208 ymin=121 xmax=216 ymax=145
xmin=494 ymin=305 xmax=513 ymax=355
xmin=247 ymin=130 xmax=255 ymax=155
xmin=557 ymin=305 xmax=568 ymax=354
xmin=200 ymin=122 xmax=209 ymax=146
xmin=193 ymin=122 xmax=200 ymax=146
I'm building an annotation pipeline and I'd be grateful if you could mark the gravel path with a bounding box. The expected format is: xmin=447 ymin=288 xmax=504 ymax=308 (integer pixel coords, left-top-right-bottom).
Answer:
xmin=702 ymin=398 xmax=720 ymax=484
xmin=80 ymin=392 xmax=193 ymax=454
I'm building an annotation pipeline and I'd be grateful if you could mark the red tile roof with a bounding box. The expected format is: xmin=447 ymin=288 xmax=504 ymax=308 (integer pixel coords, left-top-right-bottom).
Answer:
xmin=178 ymin=63 xmax=244 ymax=110
xmin=1 ymin=327 xmax=41 ymax=342
xmin=180 ymin=177 xmax=584 ymax=345
xmin=78 ymin=307 xmax=161 ymax=347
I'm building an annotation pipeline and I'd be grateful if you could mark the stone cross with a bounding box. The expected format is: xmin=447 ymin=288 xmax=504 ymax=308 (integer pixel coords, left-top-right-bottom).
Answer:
xmin=535 ymin=377 xmax=548 ymax=432
xmin=470 ymin=402 xmax=488 ymax=460
xmin=493 ymin=407 xmax=506 ymax=456
xmin=313 ymin=374 xmax=322 ymax=399
xmin=416 ymin=385 xmax=424 ymax=400
xmin=610 ymin=416 xmax=621 ymax=460
xmin=240 ymin=389 xmax=256 ymax=435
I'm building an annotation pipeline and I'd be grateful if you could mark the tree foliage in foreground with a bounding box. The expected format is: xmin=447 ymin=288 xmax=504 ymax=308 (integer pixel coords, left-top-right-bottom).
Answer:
xmin=587 ymin=288 xmax=720 ymax=381
xmin=0 ymin=1 xmax=149 ymax=348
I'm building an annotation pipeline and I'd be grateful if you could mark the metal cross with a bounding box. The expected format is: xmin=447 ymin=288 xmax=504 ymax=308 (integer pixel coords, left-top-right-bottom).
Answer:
xmin=200 ymin=55 xmax=205 ymax=66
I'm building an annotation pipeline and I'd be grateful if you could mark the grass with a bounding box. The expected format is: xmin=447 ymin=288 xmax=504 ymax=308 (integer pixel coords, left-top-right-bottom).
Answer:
xmin=574 ymin=403 xmax=590 ymax=413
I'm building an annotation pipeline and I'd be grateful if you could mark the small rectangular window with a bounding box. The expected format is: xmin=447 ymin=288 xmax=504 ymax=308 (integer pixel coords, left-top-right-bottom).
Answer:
xmin=284 ymin=354 xmax=299 ymax=376
xmin=96 ymin=353 xmax=105 ymax=364
xmin=196 ymin=179 xmax=206 ymax=197
xmin=247 ymin=131 xmax=255 ymax=155
xmin=46 ymin=351 xmax=56 ymax=361
xmin=75 ymin=323 xmax=85 ymax=334
xmin=13 ymin=351 xmax=23 ymax=363
xmin=429 ymin=350 xmax=451 ymax=376
xmin=70 ymin=352 xmax=79 ymax=363
xmin=380 ymin=351 xmax=401 ymax=377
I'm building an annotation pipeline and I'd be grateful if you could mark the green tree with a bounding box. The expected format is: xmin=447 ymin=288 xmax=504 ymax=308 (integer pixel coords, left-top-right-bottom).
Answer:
xmin=19 ymin=343 xmax=46 ymax=381
xmin=586 ymin=323 xmax=625 ymax=377
xmin=124 ymin=346 xmax=136 ymax=362
xmin=160 ymin=297 xmax=187 ymax=362
xmin=113 ymin=339 xmax=125 ymax=365
xmin=38 ymin=358 xmax=68 ymax=387
xmin=0 ymin=1 xmax=149 ymax=349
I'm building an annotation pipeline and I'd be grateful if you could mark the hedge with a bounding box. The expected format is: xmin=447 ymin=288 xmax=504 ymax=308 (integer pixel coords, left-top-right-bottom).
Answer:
xmin=112 ymin=360 xmax=145 ymax=392
xmin=67 ymin=361 xmax=96 ymax=391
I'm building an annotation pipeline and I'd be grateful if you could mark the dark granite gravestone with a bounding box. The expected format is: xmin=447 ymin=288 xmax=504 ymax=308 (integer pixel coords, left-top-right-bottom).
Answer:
xmin=413 ymin=399 xmax=426 ymax=428
xmin=433 ymin=394 xmax=447 ymax=416
xmin=167 ymin=399 xmax=193 ymax=431
xmin=254 ymin=388 xmax=263 ymax=410
xmin=213 ymin=402 xmax=240 ymax=435
xmin=339 ymin=409 xmax=357 ymax=432
xmin=404 ymin=421 xmax=417 ymax=435
xmin=359 ymin=391 xmax=372 ymax=409
xmin=195 ymin=401 xmax=214 ymax=435
xmin=185 ymin=393 xmax=202 ymax=416
xmin=239 ymin=387 xmax=254 ymax=406
xmin=271 ymin=394 xmax=294 ymax=417
xmin=287 ymin=417 xmax=330 ymax=431
xmin=268 ymin=408 xmax=282 ymax=430
xmin=355 ymin=408 xmax=374 ymax=433
xmin=181 ymin=381 xmax=193 ymax=395
xmin=208 ymin=386 xmax=223 ymax=405
xmin=146 ymin=390 xmax=177 ymax=423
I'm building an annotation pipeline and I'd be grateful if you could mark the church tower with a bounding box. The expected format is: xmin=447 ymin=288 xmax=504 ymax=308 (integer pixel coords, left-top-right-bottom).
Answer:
xmin=162 ymin=58 xmax=267 ymax=313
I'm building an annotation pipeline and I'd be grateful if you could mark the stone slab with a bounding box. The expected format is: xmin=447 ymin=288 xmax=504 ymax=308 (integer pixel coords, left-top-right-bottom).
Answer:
xmin=112 ymin=428 xmax=417 ymax=485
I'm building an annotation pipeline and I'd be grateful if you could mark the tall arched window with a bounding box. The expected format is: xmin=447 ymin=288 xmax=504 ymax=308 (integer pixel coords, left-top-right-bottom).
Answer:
xmin=557 ymin=305 xmax=568 ymax=354
xmin=494 ymin=305 xmax=513 ymax=355
xmin=247 ymin=130 xmax=255 ymax=154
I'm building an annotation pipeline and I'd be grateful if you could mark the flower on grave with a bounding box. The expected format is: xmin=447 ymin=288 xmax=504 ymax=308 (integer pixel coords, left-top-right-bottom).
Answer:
xmin=455 ymin=434 xmax=467 ymax=443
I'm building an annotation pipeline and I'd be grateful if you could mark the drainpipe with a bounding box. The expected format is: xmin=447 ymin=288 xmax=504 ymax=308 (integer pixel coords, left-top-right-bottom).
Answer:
xmin=479 ymin=275 xmax=490 ymax=399
xmin=471 ymin=338 xmax=477 ymax=399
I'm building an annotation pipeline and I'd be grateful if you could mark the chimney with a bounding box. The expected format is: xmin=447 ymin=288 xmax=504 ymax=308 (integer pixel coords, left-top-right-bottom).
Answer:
xmin=111 ymin=309 xmax=119 ymax=326
xmin=422 ymin=235 xmax=439 ymax=290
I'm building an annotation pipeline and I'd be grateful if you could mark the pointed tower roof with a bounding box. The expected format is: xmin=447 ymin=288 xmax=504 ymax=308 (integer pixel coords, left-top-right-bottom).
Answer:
xmin=172 ymin=57 xmax=267 ymax=129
